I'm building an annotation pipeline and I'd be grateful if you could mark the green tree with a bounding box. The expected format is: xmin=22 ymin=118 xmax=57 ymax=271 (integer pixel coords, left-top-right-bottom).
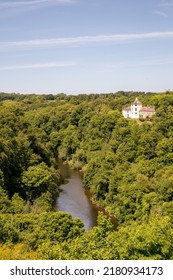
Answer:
xmin=21 ymin=162 xmax=57 ymax=201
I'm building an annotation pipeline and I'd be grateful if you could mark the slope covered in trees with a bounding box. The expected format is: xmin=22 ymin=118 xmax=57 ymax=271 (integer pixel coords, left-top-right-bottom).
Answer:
xmin=0 ymin=91 xmax=173 ymax=259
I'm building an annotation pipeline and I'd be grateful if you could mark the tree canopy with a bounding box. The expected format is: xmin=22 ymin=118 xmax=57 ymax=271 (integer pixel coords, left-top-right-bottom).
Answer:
xmin=0 ymin=90 xmax=173 ymax=259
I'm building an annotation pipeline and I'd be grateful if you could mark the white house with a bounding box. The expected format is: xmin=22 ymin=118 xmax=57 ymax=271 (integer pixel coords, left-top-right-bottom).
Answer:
xmin=122 ymin=97 xmax=155 ymax=119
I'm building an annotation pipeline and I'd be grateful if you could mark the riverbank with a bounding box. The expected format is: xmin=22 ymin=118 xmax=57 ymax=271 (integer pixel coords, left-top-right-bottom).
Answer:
xmin=56 ymin=160 xmax=118 ymax=229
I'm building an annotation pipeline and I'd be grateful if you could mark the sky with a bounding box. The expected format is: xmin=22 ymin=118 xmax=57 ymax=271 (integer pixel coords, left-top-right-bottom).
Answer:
xmin=0 ymin=0 xmax=173 ymax=94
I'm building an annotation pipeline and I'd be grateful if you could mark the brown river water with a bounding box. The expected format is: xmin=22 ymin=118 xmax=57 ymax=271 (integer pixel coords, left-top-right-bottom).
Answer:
xmin=56 ymin=162 xmax=98 ymax=230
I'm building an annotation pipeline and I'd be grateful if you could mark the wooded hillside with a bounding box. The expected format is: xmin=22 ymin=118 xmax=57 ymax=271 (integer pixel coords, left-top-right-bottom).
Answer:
xmin=0 ymin=91 xmax=173 ymax=259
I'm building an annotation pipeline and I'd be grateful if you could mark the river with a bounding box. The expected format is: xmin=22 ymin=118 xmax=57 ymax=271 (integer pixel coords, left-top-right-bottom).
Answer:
xmin=55 ymin=162 xmax=98 ymax=230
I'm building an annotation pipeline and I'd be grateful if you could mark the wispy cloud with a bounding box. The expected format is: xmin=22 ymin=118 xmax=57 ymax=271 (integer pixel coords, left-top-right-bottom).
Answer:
xmin=160 ymin=1 xmax=173 ymax=7
xmin=107 ymin=58 xmax=173 ymax=69
xmin=154 ymin=10 xmax=168 ymax=17
xmin=0 ymin=0 xmax=75 ymax=9
xmin=1 ymin=31 xmax=173 ymax=49
xmin=0 ymin=61 xmax=77 ymax=70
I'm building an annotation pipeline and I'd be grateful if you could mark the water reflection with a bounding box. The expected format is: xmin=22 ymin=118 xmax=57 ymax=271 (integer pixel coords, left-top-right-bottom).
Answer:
xmin=56 ymin=165 xmax=98 ymax=230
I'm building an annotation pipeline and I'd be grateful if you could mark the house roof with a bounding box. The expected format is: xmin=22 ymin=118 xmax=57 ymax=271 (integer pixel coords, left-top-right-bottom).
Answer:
xmin=139 ymin=106 xmax=155 ymax=112
xmin=132 ymin=97 xmax=142 ymax=106
xmin=123 ymin=106 xmax=131 ymax=111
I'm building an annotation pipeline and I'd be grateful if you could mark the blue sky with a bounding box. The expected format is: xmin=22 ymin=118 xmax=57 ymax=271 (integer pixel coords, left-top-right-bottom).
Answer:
xmin=0 ymin=0 xmax=173 ymax=94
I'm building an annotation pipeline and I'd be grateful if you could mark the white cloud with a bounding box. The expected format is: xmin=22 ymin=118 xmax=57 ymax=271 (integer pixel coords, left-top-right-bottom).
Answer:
xmin=107 ymin=58 xmax=173 ymax=69
xmin=0 ymin=61 xmax=77 ymax=70
xmin=160 ymin=1 xmax=173 ymax=7
xmin=0 ymin=0 xmax=75 ymax=9
xmin=154 ymin=10 xmax=168 ymax=17
xmin=1 ymin=31 xmax=173 ymax=49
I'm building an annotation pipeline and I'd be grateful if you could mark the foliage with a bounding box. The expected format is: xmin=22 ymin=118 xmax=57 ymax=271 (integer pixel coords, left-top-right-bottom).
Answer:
xmin=0 ymin=90 xmax=173 ymax=259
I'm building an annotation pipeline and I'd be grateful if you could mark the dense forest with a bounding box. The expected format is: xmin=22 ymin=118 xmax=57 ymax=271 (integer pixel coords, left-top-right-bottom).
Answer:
xmin=0 ymin=91 xmax=173 ymax=260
